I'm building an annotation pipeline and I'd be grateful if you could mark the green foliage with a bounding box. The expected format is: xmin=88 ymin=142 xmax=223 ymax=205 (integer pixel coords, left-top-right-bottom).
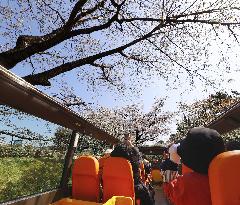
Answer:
xmin=222 ymin=128 xmax=240 ymax=143
xmin=171 ymin=91 xmax=240 ymax=142
xmin=0 ymin=157 xmax=64 ymax=203
xmin=53 ymin=127 xmax=72 ymax=152
xmin=0 ymin=144 xmax=63 ymax=158
xmin=53 ymin=127 xmax=109 ymax=157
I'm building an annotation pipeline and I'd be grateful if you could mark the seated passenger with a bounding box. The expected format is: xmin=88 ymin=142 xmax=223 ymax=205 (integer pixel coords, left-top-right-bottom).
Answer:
xmin=110 ymin=134 xmax=155 ymax=205
xmin=99 ymin=148 xmax=113 ymax=176
xmin=165 ymin=127 xmax=225 ymax=205
xmin=160 ymin=150 xmax=179 ymax=183
xmin=102 ymin=149 xmax=112 ymax=159
xmin=160 ymin=148 xmax=179 ymax=199
xmin=142 ymin=156 xmax=151 ymax=176
xmin=151 ymin=159 xmax=161 ymax=170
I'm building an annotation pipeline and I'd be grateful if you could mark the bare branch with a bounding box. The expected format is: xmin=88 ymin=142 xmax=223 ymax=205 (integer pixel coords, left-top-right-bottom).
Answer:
xmin=67 ymin=0 xmax=88 ymax=24
xmin=72 ymin=0 xmax=106 ymax=27
xmin=227 ymin=25 xmax=240 ymax=44
xmin=42 ymin=1 xmax=66 ymax=24
xmin=23 ymin=24 xmax=163 ymax=85
xmin=0 ymin=130 xmax=51 ymax=141
xmin=29 ymin=57 xmax=36 ymax=75
xmin=180 ymin=0 xmax=199 ymax=16
xmin=172 ymin=18 xmax=240 ymax=26
xmin=147 ymin=38 xmax=192 ymax=75
xmin=90 ymin=62 xmax=113 ymax=82
xmin=119 ymin=51 xmax=156 ymax=63
xmin=173 ymin=7 xmax=237 ymax=19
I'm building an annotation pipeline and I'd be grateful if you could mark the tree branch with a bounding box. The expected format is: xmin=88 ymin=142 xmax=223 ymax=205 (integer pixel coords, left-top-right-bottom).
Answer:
xmin=42 ymin=1 xmax=66 ymax=24
xmin=227 ymin=25 xmax=240 ymax=44
xmin=23 ymin=24 xmax=162 ymax=85
xmin=172 ymin=18 xmax=240 ymax=26
xmin=67 ymin=0 xmax=88 ymax=24
xmin=70 ymin=0 xmax=106 ymax=27
xmin=0 ymin=130 xmax=51 ymax=141
xmin=0 ymin=0 xmax=114 ymax=70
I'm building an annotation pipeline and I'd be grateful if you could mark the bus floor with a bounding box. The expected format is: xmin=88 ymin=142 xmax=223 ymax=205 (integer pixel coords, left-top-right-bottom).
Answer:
xmin=154 ymin=185 xmax=170 ymax=205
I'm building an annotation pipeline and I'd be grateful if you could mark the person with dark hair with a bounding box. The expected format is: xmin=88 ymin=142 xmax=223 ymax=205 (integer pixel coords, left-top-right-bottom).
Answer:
xmin=165 ymin=127 xmax=225 ymax=205
xmin=160 ymin=149 xmax=179 ymax=199
xmin=160 ymin=151 xmax=179 ymax=182
xmin=151 ymin=158 xmax=161 ymax=170
xmin=110 ymin=134 xmax=155 ymax=205
xmin=226 ymin=140 xmax=240 ymax=151
xmin=142 ymin=156 xmax=151 ymax=176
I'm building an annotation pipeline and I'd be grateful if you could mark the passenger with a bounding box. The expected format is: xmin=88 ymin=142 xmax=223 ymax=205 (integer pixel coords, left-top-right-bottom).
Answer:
xmin=99 ymin=148 xmax=112 ymax=168
xmin=111 ymin=134 xmax=155 ymax=205
xmin=103 ymin=148 xmax=112 ymax=158
xmin=142 ymin=155 xmax=151 ymax=176
xmin=165 ymin=127 xmax=225 ymax=205
xmin=99 ymin=148 xmax=113 ymax=185
xmin=160 ymin=150 xmax=179 ymax=183
xmin=160 ymin=148 xmax=179 ymax=199
xmin=151 ymin=158 xmax=161 ymax=170
xmin=226 ymin=140 xmax=240 ymax=151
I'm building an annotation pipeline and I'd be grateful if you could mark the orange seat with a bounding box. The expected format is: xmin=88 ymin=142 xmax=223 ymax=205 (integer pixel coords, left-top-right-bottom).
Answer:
xmin=99 ymin=157 xmax=108 ymax=178
xmin=209 ymin=151 xmax=240 ymax=205
xmin=151 ymin=169 xmax=163 ymax=183
xmin=182 ymin=163 xmax=193 ymax=174
xmin=72 ymin=156 xmax=100 ymax=202
xmin=99 ymin=157 xmax=107 ymax=170
xmin=102 ymin=157 xmax=135 ymax=203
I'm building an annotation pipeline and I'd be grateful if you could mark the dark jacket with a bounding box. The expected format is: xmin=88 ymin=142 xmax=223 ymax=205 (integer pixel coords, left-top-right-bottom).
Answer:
xmin=160 ymin=158 xmax=178 ymax=171
xmin=110 ymin=143 xmax=142 ymax=184
xmin=111 ymin=143 xmax=155 ymax=205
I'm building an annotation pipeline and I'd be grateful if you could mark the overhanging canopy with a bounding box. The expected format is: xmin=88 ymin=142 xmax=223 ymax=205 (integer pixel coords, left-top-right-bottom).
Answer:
xmin=139 ymin=146 xmax=166 ymax=155
xmin=0 ymin=66 xmax=119 ymax=145
xmin=208 ymin=101 xmax=240 ymax=134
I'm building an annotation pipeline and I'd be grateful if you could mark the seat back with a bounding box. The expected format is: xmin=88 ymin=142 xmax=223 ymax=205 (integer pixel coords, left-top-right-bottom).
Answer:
xmin=102 ymin=157 xmax=135 ymax=202
xmin=72 ymin=156 xmax=100 ymax=202
xmin=209 ymin=151 xmax=240 ymax=205
xmin=99 ymin=157 xmax=107 ymax=170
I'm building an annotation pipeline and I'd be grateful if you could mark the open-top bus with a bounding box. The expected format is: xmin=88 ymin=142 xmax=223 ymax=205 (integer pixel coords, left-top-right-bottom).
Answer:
xmin=1 ymin=65 xmax=240 ymax=205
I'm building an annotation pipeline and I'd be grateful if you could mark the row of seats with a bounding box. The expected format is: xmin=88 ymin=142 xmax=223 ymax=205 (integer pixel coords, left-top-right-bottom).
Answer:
xmin=51 ymin=196 xmax=132 ymax=205
xmin=162 ymin=151 xmax=240 ymax=205
xmin=175 ymin=151 xmax=240 ymax=205
xmin=209 ymin=151 xmax=240 ymax=205
xmin=72 ymin=156 xmax=135 ymax=204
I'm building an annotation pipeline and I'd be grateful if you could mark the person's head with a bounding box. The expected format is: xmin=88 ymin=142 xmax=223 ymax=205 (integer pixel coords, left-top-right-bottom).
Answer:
xmin=123 ymin=133 xmax=134 ymax=147
xmin=226 ymin=140 xmax=240 ymax=151
xmin=169 ymin=143 xmax=181 ymax=164
xmin=163 ymin=151 xmax=169 ymax=159
xmin=124 ymin=133 xmax=132 ymax=141
xmin=103 ymin=148 xmax=113 ymax=157
xmin=177 ymin=127 xmax=225 ymax=174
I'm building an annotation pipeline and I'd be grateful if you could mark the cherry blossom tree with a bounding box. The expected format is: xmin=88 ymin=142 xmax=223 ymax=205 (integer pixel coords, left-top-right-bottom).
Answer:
xmin=0 ymin=0 xmax=239 ymax=95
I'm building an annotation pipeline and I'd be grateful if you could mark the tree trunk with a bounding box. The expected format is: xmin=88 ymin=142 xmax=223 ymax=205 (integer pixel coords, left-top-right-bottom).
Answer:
xmin=0 ymin=28 xmax=70 ymax=70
